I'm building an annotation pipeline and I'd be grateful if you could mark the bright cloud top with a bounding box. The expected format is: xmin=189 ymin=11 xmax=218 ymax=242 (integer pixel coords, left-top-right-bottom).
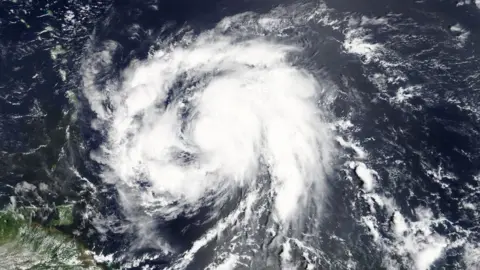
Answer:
xmin=83 ymin=31 xmax=333 ymax=231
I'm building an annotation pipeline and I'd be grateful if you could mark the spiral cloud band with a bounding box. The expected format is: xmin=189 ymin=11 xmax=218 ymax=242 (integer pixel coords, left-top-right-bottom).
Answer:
xmin=83 ymin=27 xmax=333 ymax=250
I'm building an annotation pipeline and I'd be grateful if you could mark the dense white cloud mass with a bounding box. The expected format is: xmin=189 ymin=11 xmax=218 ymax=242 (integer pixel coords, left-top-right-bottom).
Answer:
xmin=82 ymin=25 xmax=333 ymax=249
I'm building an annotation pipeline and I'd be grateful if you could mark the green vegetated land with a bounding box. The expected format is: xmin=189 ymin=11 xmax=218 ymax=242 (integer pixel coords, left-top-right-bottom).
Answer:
xmin=0 ymin=205 xmax=102 ymax=269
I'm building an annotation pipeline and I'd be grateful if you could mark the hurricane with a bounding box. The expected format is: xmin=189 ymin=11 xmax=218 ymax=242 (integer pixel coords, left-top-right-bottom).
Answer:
xmin=3 ymin=0 xmax=480 ymax=269
xmin=82 ymin=19 xmax=334 ymax=268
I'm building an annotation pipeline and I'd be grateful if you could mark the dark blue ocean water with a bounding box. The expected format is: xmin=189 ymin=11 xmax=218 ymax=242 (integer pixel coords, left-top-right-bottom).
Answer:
xmin=1 ymin=0 xmax=479 ymax=269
